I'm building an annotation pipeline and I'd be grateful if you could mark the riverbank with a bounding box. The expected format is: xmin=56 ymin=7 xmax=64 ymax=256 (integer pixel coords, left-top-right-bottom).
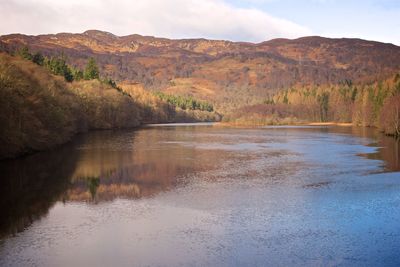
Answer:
xmin=0 ymin=53 xmax=220 ymax=160
xmin=217 ymin=120 xmax=354 ymax=128
xmin=306 ymin=122 xmax=353 ymax=127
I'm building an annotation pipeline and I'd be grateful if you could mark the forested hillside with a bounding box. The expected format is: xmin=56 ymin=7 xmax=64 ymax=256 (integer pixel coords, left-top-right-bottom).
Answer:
xmin=225 ymin=75 xmax=400 ymax=136
xmin=0 ymin=51 xmax=219 ymax=159
xmin=1 ymin=30 xmax=400 ymax=159
xmin=1 ymin=30 xmax=400 ymax=113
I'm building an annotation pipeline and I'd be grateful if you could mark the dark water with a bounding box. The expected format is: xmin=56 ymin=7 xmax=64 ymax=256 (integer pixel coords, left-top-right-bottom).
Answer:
xmin=0 ymin=124 xmax=400 ymax=266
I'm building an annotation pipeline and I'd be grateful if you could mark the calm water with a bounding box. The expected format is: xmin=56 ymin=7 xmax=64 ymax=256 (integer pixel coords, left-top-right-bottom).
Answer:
xmin=0 ymin=124 xmax=400 ymax=266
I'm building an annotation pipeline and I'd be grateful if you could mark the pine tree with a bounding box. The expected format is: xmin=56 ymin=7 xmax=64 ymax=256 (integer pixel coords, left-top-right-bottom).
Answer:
xmin=32 ymin=52 xmax=44 ymax=66
xmin=18 ymin=46 xmax=32 ymax=60
xmin=84 ymin=58 xmax=100 ymax=80
xmin=71 ymin=67 xmax=84 ymax=81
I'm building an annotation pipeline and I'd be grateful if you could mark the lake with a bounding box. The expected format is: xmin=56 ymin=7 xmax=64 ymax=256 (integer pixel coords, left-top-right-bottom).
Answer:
xmin=0 ymin=124 xmax=400 ymax=266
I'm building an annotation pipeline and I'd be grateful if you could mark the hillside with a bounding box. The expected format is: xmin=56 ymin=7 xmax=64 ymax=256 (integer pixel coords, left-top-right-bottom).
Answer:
xmin=224 ymin=74 xmax=400 ymax=135
xmin=2 ymin=30 xmax=400 ymax=113
xmin=0 ymin=52 xmax=219 ymax=159
xmin=1 ymin=30 xmax=400 ymax=158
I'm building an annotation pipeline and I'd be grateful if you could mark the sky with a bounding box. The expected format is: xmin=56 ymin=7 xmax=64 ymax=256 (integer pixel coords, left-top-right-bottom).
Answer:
xmin=0 ymin=0 xmax=399 ymax=45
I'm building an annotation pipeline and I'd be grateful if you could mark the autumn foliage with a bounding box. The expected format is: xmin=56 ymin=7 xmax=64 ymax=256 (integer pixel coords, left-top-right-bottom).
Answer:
xmin=226 ymin=74 xmax=400 ymax=136
xmin=380 ymin=94 xmax=400 ymax=136
xmin=0 ymin=53 xmax=220 ymax=159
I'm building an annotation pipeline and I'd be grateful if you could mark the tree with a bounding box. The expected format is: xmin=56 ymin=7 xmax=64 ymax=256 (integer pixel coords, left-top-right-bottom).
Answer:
xmin=264 ymin=97 xmax=275 ymax=105
xmin=104 ymin=78 xmax=117 ymax=88
xmin=44 ymin=55 xmax=74 ymax=82
xmin=32 ymin=52 xmax=45 ymax=66
xmin=63 ymin=67 xmax=74 ymax=82
xmin=283 ymin=91 xmax=289 ymax=104
xmin=351 ymin=87 xmax=358 ymax=102
xmin=17 ymin=46 xmax=32 ymax=60
xmin=317 ymin=92 xmax=329 ymax=122
xmin=84 ymin=57 xmax=99 ymax=80
xmin=71 ymin=67 xmax=84 ymax=81
xmin=380 ymin=94 xmax=400 ymax=136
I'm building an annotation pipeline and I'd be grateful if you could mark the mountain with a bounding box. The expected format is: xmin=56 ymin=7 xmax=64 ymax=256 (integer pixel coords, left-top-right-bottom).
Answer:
xmin=1 ymin=30 xmax=400 ymax=112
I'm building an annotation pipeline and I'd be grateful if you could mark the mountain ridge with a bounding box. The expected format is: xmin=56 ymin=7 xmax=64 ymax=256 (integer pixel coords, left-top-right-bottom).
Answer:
xmin=1 ymin=30 xmax=400 ymax=112
xmin=3 ymin=30 xmax=398 ymax=45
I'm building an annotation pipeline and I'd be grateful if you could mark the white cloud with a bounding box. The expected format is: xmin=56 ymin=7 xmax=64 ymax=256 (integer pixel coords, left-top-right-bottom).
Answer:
xmin=0 ymin=0 xmax=311 ymax=42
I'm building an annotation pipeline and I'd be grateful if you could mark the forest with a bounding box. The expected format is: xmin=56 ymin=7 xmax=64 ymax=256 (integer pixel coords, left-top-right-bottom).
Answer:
xmin=0 ymin=49 xmax=219 ymax=159
xmin=1 ymin=44 xmax=399 ymax=160
xmin=154 ymin=92 xmax=214 ymax=112
xmin=224 ymin=76 xmax=400 ymax=136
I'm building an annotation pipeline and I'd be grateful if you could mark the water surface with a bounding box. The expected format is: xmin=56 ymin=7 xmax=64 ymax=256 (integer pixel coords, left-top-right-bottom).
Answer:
xmin=0 ymin=124 xmax=400 ymax=266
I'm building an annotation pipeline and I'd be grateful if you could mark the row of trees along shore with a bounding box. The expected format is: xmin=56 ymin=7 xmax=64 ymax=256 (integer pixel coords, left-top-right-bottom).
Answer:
xmin=226 ymin=76 xmax=400 ymax=137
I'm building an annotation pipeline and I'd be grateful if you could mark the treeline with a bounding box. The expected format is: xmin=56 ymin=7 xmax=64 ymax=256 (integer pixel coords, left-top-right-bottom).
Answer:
xmin=225 ymin=75 xmax=400 ymax=136
xmin=154 ymin=91 xmax=214 ymax=112
xmin=17 ymin=46 xmax=132 ymax=99
xmin=121 ymin=84 xmax=221 ymax=124
xmin=16 ymin=46 xmax=120 ymax=86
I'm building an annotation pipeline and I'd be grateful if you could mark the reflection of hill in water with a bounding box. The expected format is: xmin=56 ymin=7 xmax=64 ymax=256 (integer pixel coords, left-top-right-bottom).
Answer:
xmin=0 ymin=125 xmax=398 ymax=238
xmin=67 ymin=127 xmax=224 ymax=202
xmin=0 ymin=143 xmax=79 ymax=238
xmin=0 ymin=126 xmax=223 ymax=237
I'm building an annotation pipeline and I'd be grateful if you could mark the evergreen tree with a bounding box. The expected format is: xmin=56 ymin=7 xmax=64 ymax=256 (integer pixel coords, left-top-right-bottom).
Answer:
xmin=63 ymin=67 xmax=74 ymax=82
xmin=44 ymin=55 xmax=74 ymax=82
xmin=32 ymin=52 xmax=45 ymax=66
xmin=84 ymin=57 xmax=99 ymax=80
xmin=154 ymin=92 xmax=213 ymax=112
xmin=71 ymin=67 xmax=84 ymax=81
xmin=17 ymin=46 xmax=32 ymax=60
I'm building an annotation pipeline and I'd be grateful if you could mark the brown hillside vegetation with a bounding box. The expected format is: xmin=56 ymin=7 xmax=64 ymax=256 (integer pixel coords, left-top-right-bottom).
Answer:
xmin=1 ymin=30 xmax=400 ymax=113
xmin=120 ymin=82 xmax=221 ymax=123
xmin=225 ymin=74 xmax=400 ymax=136
xmin=1 ymin=30 xmax=400 ymax=159
xmin=0 ymin=53 xmax=142 ymax=158
xmin=0 ymin=53 xmax=219 ymax=159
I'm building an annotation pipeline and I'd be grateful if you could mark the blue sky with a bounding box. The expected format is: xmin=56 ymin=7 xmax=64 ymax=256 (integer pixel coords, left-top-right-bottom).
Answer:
xmin=228 ymin=0 xmax=400 ymax=44
xmin=0 ymin=0 xmax=399 ymax=45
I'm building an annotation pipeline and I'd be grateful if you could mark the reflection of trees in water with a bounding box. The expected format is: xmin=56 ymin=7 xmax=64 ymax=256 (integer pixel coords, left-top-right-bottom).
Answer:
xmin=0 ymin=140 xmax=81 ymax=239
xmin=86 ymin=177 xmax=100 ymax=201
xmin=66 ymin=128 xmax=223 ymax=202
xmin=327 ymin=126 xmax=400 ymax=171
xmin=368 ymin=135 xmax=400 ymax=172
xmin=349 ymin=127 xmax=400 ymax=171
xmin=1 ymin=126 xmax=397 ymax=239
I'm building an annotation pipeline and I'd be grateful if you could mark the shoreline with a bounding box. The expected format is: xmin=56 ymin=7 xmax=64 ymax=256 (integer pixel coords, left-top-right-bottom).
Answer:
xmin=1 ymin=121 xmax=392 ymax=162
xmin=216 ymin=121 xmax=354 ymax=127
xmin=305 ymin=122 xmax=353 ymax=127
